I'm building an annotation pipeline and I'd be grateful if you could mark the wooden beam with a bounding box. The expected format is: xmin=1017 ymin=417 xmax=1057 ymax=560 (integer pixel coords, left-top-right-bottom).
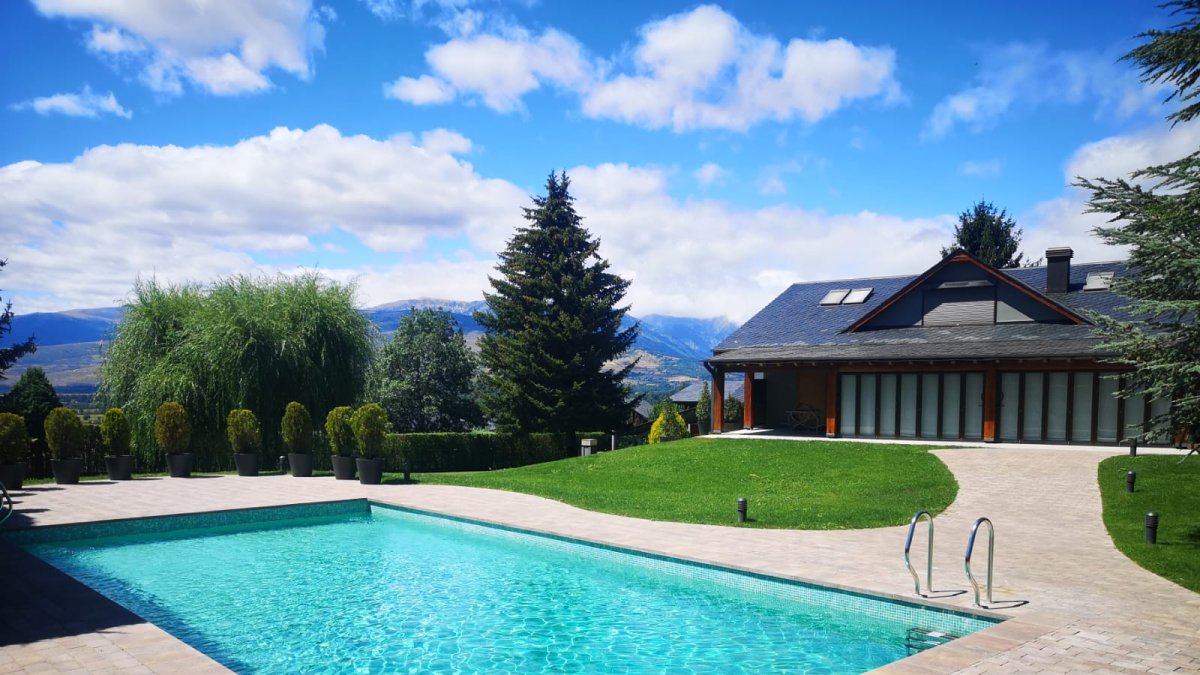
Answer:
xmin=743 ymin=371 xmax=754 ymax=429
xmin=983 ymin=365 xmax=997 ymax=442
xmin=712 ymin=369 xmax=725 ymax=434
xmin=825 ymin=367 xmax=839 ymax=437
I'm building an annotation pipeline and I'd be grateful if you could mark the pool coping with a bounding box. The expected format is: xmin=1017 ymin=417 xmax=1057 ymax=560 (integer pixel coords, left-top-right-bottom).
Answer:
xmin=2 ymin=494 xmax=1055 ymax=673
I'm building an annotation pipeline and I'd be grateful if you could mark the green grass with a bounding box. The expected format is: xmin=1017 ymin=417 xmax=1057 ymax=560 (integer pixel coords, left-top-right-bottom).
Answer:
xmin=411 ymin=438 xmax=958 ymax=530
xmin=1098 ymin=454 xmax=1200 ymax=592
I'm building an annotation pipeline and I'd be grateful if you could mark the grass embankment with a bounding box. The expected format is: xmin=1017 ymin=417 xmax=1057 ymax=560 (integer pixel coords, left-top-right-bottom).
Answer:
xmin=1098 ymin=454 xmax=1200 ymax=592
xmin=413 ymin=438 xmax=957 ymax=530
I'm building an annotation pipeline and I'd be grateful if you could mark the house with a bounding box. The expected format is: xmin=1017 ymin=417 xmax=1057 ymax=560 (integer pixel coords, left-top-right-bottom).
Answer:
xmin=670 ymin=379 xmax=744 ymax=412
xmin=705 ymin=247 xmax=1169 ymax=445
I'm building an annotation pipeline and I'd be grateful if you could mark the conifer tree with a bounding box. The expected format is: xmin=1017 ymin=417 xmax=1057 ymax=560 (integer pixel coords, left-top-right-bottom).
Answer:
xmin=0 ymin=259 xmax=36 ymax=380
xmin=940 ymin=201 xmax=1025 ymax=268
xmin=475 ymin=172 xmax=638 ymax=439
xmin=1076 ymin=0 xmax=1200 ymax=444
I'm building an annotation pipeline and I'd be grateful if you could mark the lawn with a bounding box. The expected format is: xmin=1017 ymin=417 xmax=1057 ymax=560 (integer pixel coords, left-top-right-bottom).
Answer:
xmin=1098 ymin=454 xmax=1200 ymax=593
xmin=411 ymin=438 xmax=958 ymax=530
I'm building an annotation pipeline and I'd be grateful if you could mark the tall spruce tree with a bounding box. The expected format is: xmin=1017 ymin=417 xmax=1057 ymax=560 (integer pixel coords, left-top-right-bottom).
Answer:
xmin=475 ymin=172 xmax=638 ymax=439
xmin=1076 ymin=0 xmax=1200 ymax=444
xmin=940 ymin=200 xmax=1025 ymax=268
xmin=0 ymin=259 xmax=36 ymax=380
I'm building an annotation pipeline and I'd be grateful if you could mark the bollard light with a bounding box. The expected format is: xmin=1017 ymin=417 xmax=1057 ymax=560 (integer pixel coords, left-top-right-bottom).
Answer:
xmin=403 ymin=460 xmax=411 ymax=483
xmin=1126 ymin=470 xmax=1136 ymax=493
xmin=737 ymin=497 xmax=748 ymax=524
xmin=278 ymin=455 xmax=287 ymax=472
xmin=1145 ymin=512 xmax=1159 ymax=545
xmin=1129 ymin=440 xmax=1138 ymax=457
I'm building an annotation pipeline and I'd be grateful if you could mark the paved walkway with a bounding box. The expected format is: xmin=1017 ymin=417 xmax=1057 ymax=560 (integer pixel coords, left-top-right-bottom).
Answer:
xmin=1 ymin=446 xmax=1197 ymax=673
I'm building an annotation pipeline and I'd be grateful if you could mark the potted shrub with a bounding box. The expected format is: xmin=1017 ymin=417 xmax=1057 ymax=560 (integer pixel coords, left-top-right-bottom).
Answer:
xmin=352 ymin=403 xmax=387 ymax=485
xmin=100 ymin=407 xmax=133 ymax=480
xmin=282 ymin=401 xmax=313 ymax=477
xmin=227 ymin=409 xmax=261 ymax=476
xmin=696 ymin=382 xmax=712 ymax=435
xmin=0 ymin=412 xmax=29 ymax=489
xmin=156 ymin=402 xmax=192 ymax=477
xmin=44 ymin=407 xmax=84 ymax=484
xmin=324 ymin=405 xmax=357 ymax=480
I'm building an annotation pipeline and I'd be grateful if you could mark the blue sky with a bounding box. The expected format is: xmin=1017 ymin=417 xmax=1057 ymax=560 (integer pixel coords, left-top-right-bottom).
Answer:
xmin=0 ymin=1 xmax=1191 ymax=320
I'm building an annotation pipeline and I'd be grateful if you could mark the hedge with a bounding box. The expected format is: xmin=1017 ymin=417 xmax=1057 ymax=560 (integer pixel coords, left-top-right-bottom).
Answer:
xmin=383 ymin=432 xmax=609 ymax=473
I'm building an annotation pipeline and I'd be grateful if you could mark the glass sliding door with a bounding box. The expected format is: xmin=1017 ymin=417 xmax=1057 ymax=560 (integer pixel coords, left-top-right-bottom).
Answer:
xmin=919 ymin=374 xmax=939 ymax=439
xmin=1046 ymin=372 xmax=1068 ymax=442
xmin=899 ymin=374 xmax=918 ymax=438
xmin=1150 ymin=396 xmax=1171 ymax=443
xmin=1123 ymin=393 xmax=1145 ymax=443
xmin=1096 ymin=373 xmax=1120 ymax=442
xmin=879 ymin=374 xmax=897 ymax=436
xmin=1071 ymin=372 xmax=1094 ymax=443
xmin=840 ymin=374 xmax=857 ymax=436
xmin=1022 ymin=372 xmax=1044 ymax=442
xmin=999 ymin=373 xmax=1020 ymax=442
xmin=963 ymin=373 xmax=984 ymax=440
xmin=941 ymin=374 xmax=961 ymax=439
xmin=859 ymin=375 xmax=877 ymax=436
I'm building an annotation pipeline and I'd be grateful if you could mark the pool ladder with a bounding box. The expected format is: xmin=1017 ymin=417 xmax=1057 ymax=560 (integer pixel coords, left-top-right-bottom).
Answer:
xmin=903 ymin=511 xmax=934 ymax=597
xmin=905 ymin=512 xmax=999 ymax=607
xmin=0 ymin=480 xmax=12 ymax=527
xmin=964 ymin=517 xmax=994 ymax=607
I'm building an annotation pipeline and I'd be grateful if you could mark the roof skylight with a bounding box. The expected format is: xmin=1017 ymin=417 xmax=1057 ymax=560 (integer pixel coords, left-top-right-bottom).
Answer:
xmin=1083 ymin=271 xmax=1114 ymax=291
xmin=842 ymin=288 xmax=873 ymax=304
xmin=819 ymin=289 xmax=850 ymax=305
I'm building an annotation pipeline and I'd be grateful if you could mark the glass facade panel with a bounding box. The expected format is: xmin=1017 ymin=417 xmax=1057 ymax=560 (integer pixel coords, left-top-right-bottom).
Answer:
xmin=899 ymin=374 xmax=918 ymax=438
xmin=963 ymin=373 xmax=984 ymax=440
xmin=1096 ymin=373 xmax=1120 ymax=442
xmin=941 ymin=375 xmax=961 ymax=439
xmin=999 ymin=372 xmax=1020 ymax=442
xmin=839 ymin=374 xmax=858 ymax=435
xmin=1150 ymin=396 xmax=1171 ymax=443
xmin=1046 ymin=372 xmax=1068 ymax=442
xmin=1022 ymin=373 xmax=1044 ymax=442
xmin=1123 ymin=393 xmax=1145 ymax=442
xmin=1071 ymin=372 xmax=1094 ymax=443
xmin=920 ymin=374 xmax=939 ymax=439
xmin=879 ymin=374 xmax=897 ymax=436
xmin=858 ymin=375 xmax=877 ymax=436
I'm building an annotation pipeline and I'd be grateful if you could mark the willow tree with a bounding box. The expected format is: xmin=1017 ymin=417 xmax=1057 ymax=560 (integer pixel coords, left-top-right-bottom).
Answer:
xmin=99 ymin=274 xmax=375 ymax=469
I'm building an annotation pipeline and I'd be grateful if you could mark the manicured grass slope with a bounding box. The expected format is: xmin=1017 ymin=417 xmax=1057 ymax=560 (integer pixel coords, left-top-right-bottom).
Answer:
xmin=415 ymin=438 xmax=957 ymax=530
xmin=1098 ymin=455 xmax=1200 ymax=593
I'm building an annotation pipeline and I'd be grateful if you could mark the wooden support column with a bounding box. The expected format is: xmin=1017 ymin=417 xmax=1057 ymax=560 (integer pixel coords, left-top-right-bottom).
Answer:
xmin=743 ymin=371 xmax=754 ymax=429
xmin=983 ymin=365 xmax=998 ymax=442
xmin=712 ymin=368 xmax=725 ymax=434
xmin=825 ymin=367 xmax=839 ymax=437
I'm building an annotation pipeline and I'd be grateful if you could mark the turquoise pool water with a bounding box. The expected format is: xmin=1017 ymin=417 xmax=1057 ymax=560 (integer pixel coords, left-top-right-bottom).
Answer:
xmin=15 ymin=502 xmax=997 ymax=673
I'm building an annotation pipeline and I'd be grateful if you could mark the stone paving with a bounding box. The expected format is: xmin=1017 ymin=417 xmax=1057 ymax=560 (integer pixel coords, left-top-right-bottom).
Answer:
xmin=1 ymin=444 xmax=1197 ymax=673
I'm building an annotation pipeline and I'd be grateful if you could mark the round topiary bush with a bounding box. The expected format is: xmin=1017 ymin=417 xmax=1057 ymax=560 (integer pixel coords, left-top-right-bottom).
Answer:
xmin=351 ymin=403 xmax=388 ymax=459
xmin=0 ymin=412 xmax=30 ymax=464
xmin=100 ymin=407 xmax=131 ymax=456
xmin=649 ymin=408 xmax=688 ymax=444
xmin=44 ymin=407 xmax=85 ymax=459
xmin=226 ymin=409 xmax=261 ymax=454
xmin=281 ymin=401 xmax=312 ymax=454
xmin=155 ymin=402 xmax=191 ymax=455
xmin=325 ymin=406 xmax=356 ymax=456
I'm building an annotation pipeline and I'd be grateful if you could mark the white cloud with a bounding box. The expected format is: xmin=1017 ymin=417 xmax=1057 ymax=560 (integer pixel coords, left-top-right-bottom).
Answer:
xmin=693 ymin=162 xmax=727 ymax=187
xmin=10 ymin=86 xmax=132 ymax=119
xmin=34 ymin=0 xmax=329 ymax=96
xmin=924 ymin=43 xmax=1164 ymax=140
xmin=958 ymin=159 xmax=1002 ymax=177
xmin=0 ymin=125 xmax=525 ymax=312
xmin=388 ymin=4 xmax=899 ymax=131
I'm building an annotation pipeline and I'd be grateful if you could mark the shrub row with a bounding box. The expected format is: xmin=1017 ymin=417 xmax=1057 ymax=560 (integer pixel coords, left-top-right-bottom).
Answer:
xmin=383 ymin=432 xmax=608 ymax=473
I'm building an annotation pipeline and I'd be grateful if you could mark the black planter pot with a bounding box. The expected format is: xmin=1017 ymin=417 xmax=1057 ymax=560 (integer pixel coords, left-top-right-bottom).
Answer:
xmin=0 ymin=462 xmax=26 ymax=489
xmin=51 ymin=458 xmax=82 ymax=485
xmin=105 ymin=455 xmax=133 ymax=481
xmin=288 ymin=453 xmax=313 ymax=477
xmin=698 ymin=420 xmax=712 ymax=435
xmin=166 ymin=453 xmax=193 ymax=478
xmin=234 ymin=453 xmax=260 ymax=477
xmin=357 ymin=457 xmax=384 ymax=485
xmin=331 ymin=455 xmax=357 ymax=480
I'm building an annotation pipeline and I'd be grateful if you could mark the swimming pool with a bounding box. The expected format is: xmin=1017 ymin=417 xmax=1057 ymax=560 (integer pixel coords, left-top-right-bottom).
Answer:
xmin=11 ymin=501 xmax=998 ymax=673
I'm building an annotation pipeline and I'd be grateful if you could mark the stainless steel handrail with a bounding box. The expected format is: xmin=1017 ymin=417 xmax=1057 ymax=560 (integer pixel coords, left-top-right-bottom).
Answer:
xmin=903 ymin=511 xmax=934 ymax=596
xmin=0 ymin=480 xmax=12 ymax=527
xmin=965 ymin=516 xmax=994 ymax=607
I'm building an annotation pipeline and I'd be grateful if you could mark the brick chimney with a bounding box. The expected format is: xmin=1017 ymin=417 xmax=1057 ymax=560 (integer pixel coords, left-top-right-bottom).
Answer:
xmin=1045 ymin=247 xmax=1073 ymax=293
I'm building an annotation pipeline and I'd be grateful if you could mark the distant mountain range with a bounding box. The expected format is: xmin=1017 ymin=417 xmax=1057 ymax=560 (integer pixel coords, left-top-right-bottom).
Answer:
xmin=2 ymin=300 xmax=737 ymax=399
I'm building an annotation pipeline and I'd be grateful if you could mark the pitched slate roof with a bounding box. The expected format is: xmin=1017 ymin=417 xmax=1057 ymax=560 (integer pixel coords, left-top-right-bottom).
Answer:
xmin=671 ymin=379 xmax=744 ymax=404
xmin=711 ymin=260 xmax=1129 ymax=365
